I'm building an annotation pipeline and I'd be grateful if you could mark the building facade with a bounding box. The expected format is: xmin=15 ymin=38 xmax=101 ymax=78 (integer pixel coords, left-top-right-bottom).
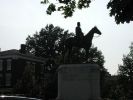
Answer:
xmin=0 ymin=49 xmax=46 ymax=93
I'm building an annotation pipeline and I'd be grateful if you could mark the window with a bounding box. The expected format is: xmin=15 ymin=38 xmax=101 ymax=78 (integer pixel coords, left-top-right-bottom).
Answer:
xmin=31 ymin=62 xmax=35 ymax=83
xmin=26 ymin=61 xmax=30 ymax=65
xmin=26 ymin=62 xmax=35 ymax=73
xmin=0 ymin=74 xmax=2 ymax=86
xmin=26 ymin=61 xmax=31 ymax=71
xmin=7 ymin=59 xmax=11 ymax=70
xmin=32 ymin=62 xmax=35 ymax=73
xmin=5 ymin=73 xmax=11 ymax=86
xmin=41 ymin=64 xmax=44 ymax=74
xmin=0 ymin=60 xmax=3 ymax=71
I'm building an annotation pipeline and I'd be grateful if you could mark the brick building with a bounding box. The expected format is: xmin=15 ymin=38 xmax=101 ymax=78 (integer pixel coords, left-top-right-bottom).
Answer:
xmin=0 ymin=47 xmax=46 ymax=93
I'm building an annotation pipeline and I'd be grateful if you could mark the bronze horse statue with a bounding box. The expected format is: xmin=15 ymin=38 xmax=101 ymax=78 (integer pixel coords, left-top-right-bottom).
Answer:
xmin=64 ymin=26 xmax=102 ymax=63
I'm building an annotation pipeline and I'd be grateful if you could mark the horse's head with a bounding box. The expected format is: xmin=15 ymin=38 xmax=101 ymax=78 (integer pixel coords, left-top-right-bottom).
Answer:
xmin=92 ymin=26 xmax=102 ymax=35
xmin=84 ymin=26 xmax=102 ymax=42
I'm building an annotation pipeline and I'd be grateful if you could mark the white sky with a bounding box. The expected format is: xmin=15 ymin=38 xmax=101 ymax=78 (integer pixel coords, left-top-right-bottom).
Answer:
xmin=0 ymin=0 xmax=133 ymax=75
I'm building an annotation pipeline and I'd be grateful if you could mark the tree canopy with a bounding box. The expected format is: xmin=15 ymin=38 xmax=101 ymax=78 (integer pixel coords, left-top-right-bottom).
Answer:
xmin=107 ymin=0 xmax=133 ymax=24
xmin=118 ymin=42 xmax=133 ymax=98
xmin=41 ymin=0 xmax=92 ymax=18
xmin=41 ymin=0 xmax=133 ymax=24
xmin=118 ymin=42 xmax=133 ymax=81
xmin=26 ymin=24 xmax=71 ymax=58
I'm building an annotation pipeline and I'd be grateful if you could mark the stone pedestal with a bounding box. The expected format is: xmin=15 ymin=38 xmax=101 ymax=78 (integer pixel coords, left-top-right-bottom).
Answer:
xmin=56 ymin=64 xmax=100 ymax=100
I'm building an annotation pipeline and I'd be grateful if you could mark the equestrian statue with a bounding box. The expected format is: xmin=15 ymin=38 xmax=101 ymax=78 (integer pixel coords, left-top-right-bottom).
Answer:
xmin=64 ymin=22 xmax=102 ymax=63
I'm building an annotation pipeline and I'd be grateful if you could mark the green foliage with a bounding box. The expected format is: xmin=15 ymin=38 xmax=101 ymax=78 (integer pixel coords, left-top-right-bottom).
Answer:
xmin=62 ymin=1 xmax=76 ymax=18
xmin=13 ymin=64 xmax=35 ymax=96
xmin=100 ymin=69 xmax=112 ymax=98
xmin=117 ymin=42 xmax=133 ymax=98
xmin=78 ymin=0 xmax=91 ymax=9
xmin=69 ymin=45 xmax=105 ymax=68
xmin=44 ymin=72 xmax=58 ymax=99
xmin=26 ymin=24 xmax=74 ymax=72
xmin=46 ymin=3 xmax=56 ymax=15
xmin=41 ymin=0 xmax=49 ymax=4
xmin=101 ymin=43 xmax=133 ymax=100
xmin=41 ymin=0 xmax=92 ymax=18
xmin=107 ymin=0 xmax=133 ymax=24
xmin=41 ymin=0 xmax=133 ymax=24
xmin=14 ymin=63 xmax=45 ymax=98
xmin=26 ymin=24 xmax=73 ymax=58
xmin=102 ymin=75 xmax=127 ymax=100
xmin=88 ymin=46 xmax=105 ymax=67
xmin=118 ymin=42 xmax=133 ymax=81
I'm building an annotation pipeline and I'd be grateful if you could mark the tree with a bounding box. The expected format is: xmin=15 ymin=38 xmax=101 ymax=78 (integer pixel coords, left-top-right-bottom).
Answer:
xmin=41 ymin=0 xmax=92 ymax=18
xmin=118 ymin=42 xmax=133 ymax=98
xmin=14 ymin=62 xmax=45 ymax=98
xmin=26 ymin=24 xmax=73 ymax=58
xmin=107 ymin=0 xmax=133 ymax=24
xmin=14 ymin=63 xmax=35 ymax=96
xmin=26 ymin=24 xmax=74 ymax=71
xmin=41 ymin=0 xmax=133 ymax=24
xmin=25 ymin=24 xmax=107 ymax=99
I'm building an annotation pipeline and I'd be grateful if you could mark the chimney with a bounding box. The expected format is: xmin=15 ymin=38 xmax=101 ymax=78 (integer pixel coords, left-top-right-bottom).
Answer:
xmin=19 ymin=44 xmax=27 ymax=54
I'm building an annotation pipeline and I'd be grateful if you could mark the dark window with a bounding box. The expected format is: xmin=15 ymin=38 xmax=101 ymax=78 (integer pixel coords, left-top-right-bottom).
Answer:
xmin=0 ymin=60 xmax=3 ymax=71
xmin=7 ymin=59 xmax=11 ymax=71
xmin=0 ymin=74 xmax=3 ymax=86
xmin=5 ymin=73 xmax=11 ymax=86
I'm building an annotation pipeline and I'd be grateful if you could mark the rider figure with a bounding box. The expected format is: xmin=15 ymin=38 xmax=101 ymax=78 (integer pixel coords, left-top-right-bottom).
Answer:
xmin=75 ymin=22 xmax=84 ymax=41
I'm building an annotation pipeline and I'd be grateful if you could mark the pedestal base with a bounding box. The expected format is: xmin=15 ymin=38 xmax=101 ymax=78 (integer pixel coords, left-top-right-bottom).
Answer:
xmin=56 ymin=64 xmax=101 ymax=100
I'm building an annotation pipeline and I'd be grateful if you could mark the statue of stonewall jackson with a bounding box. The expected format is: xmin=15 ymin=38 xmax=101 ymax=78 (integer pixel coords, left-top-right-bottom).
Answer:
xmin=75 ymin=22 xmax=84 ymax=41
xmin=64 ymin=21 xmax=102 ymax=62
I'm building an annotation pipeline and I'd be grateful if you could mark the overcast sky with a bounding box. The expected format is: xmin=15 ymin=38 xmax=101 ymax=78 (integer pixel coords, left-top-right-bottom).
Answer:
xmin=0 ymin=0 xmax=133 ymax=75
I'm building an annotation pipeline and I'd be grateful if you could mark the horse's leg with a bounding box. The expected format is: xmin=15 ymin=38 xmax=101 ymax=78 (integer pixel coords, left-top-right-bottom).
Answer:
xmin=67 ymin=46 xmax=72 ymax=63
xmin=85 ymin=48 xmax=88 ymax=59
xmin=64 ymin=46 xmax=69 ymax=64
xmin=63 ymin=47 xmax=67 ymax=64
xmin=69 ymin=47 xmax=73 ymax=63
xmin=64 ymin=45 xmax=72 ymax=64
xmin=85 ymin=48 xmax=90 ymax=62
